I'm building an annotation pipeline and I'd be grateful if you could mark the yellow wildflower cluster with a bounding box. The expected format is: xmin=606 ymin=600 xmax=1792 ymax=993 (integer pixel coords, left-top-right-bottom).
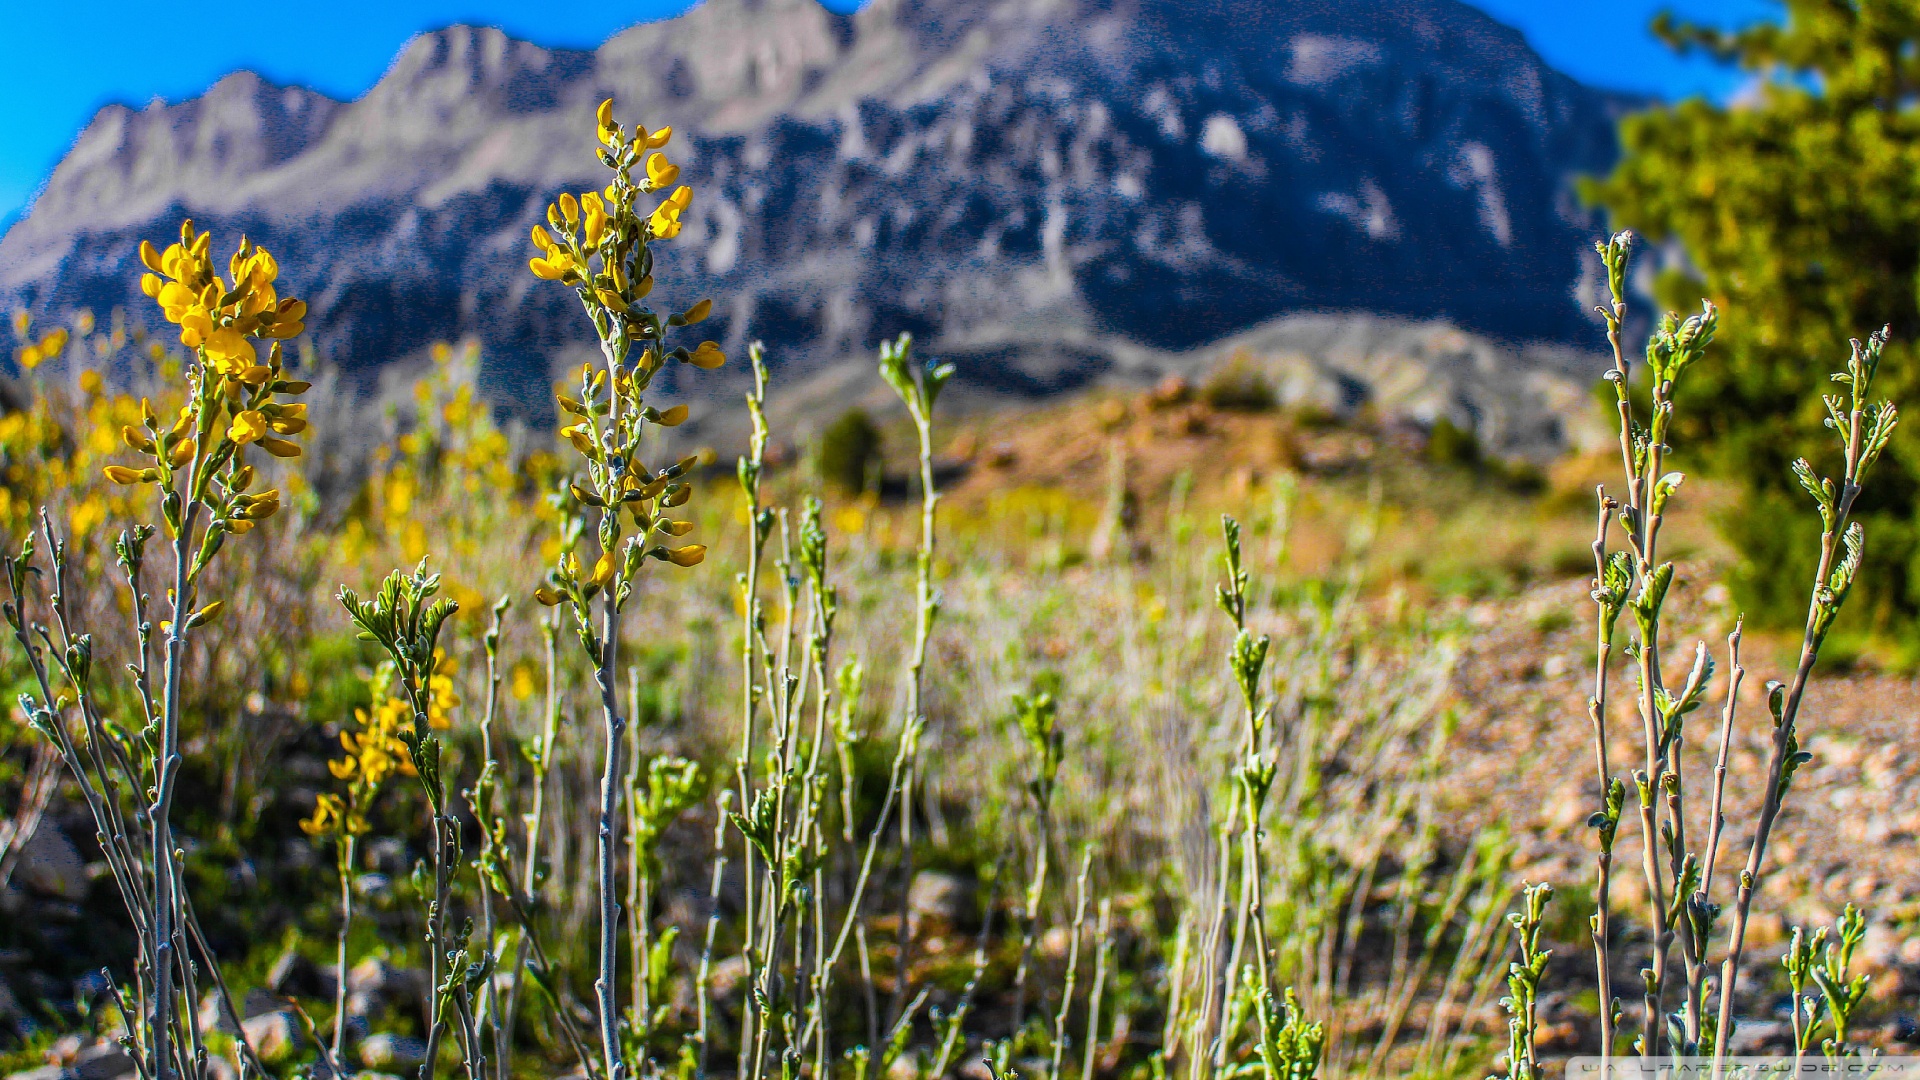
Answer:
xmin=300 ymin=645 xmax=457 ymax=840
xmin=301 ymin=695 xmax=415 ymax=838
xmin=14 ymin=326 xmax=69 ymax=371
xmin=0 ymin=382 xmax=155 ymax=547
xmin=139 ymin=221 xmax=305 ymax=374
xmin=528 ymin=99 xmax=724 ymax=616
xmin=345 ymin=341 xmax=561 ymax=609
xmin=110 ymin=221 xmax=313 ymax=541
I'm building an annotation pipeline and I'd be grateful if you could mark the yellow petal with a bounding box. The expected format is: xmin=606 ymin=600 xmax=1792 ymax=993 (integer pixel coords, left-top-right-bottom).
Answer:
xmin=258 ymin=436 xmax=302 ymax=459
xmin=681 ymin=298 xmax=712 ymax=324
xmin=689 ymin=341 xmax=725 ymax=369
xmin=228 ymin=410 xmax=268 ymax=445
xmin=656 ymin=404 xmax=689 ymax=427
xmin=203 ymin=328 xmax=256 ymax=374
xmin=590 ymin=552 xmax=616 ymax=587
xmin=665 ymin=544 xmax=706 ymax=567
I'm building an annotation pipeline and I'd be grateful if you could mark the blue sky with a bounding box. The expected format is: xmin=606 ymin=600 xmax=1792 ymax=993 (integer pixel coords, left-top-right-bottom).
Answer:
xmin=0 ymin=0 xmax=1778 ymax=229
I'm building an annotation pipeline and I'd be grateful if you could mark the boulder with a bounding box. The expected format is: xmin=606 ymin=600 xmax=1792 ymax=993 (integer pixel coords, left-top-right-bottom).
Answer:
xmin=15 ymin=822 xmax=86 ymax=901
xmin=907 ymin=870 xmax=975 ymax=933
xmin=267 ymin=946 xmax=336 ymax=1000
xmin=241 ymin=1011 xmax=302 ymax=1064
xmin=358 ymin=1034 xmax=427 ymax=1071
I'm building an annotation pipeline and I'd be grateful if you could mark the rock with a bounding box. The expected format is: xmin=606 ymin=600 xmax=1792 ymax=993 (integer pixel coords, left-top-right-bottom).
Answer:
xmin=885 ymin=1054 xmax=919 ymax=1080
xmin=26 ymin=1039 xmax=134 ymax=1080
xmin=1883 ymin=1014 xmax=1920 ymax=1047
xmin=907 ymin=870 xmax=975 ymax=930
xmin=15 ymin=822 xmax=87 ymax=901
xmin=707 ymin=955 xmax=749 ymax=1000
xmin=197 ymin=991 xmax=241 ymax=1035
xmin=267 ymin=947 xmax=336 ymax=1000
xmin=358 ymin=1034 xmax=428 ymax=1071
xmin=348 ymin=957 xmax=424 ymax=1000
xmin=242 ymin=1011 xmax=302 ymax=1064
xmin=1723 ymin=1018 xmax=1793 ymax=1056
xmin=343 ymin=957 xmax=428 ymax=1020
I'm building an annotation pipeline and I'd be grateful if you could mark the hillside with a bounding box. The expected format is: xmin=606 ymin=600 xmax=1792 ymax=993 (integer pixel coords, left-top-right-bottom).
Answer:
xmin=0 ymin=0 xmax=1625 ymax=448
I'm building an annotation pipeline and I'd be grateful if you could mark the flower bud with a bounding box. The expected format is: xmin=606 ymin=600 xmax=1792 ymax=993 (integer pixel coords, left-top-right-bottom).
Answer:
xmin=665 ymin=544 xmax=706 ymax=567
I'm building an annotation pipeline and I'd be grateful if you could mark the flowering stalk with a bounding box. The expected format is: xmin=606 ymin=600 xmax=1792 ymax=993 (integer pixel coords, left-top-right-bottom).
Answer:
xmin=528 ymin=97 xmax=724 ymax=1080
xmin=3 ymin=221 xmax=308 ymax=1080
xmin=300 ymin=670 xmax=419 ymax=1063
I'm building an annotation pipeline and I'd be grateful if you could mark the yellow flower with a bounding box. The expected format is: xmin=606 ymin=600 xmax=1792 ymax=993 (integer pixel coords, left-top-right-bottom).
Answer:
xmin=178 ymin=309 xmax=212 ymax=348
xmin=646 ymin=152 xmax=680 ymax=188
xmin=426 ymin=650 xmax=460 ymax=729
xmin=596 ymin=98 xmax=617 ymax=145
xmin=228 ymin=410 xmax=268 ymax=445
xmin=583 ymin=192 xmax=607 ymax=246
xmin=689 ymin=341 xmax=726 ymax=369
xmin=645 ymin=125 xmax=672 ymax=149
xmin=681 ymin=298 xmax=712 ymax=324
xmin=529 ymin=251 xmax=575 ymax=281
xmin=590 ymin=551 xmax=617 ymax=587
xmin=204 ymin=328 xmax=256 ymax=374
xmin=510 ymin=661 xmax=537 ymax=701
xmin=300 ymin=793 xmax=344 ymax=837
xmin=665 ymin=544 xmax=706 ymax=567
xmin=157 ymin=281 xmax=199 ymax=322
xmin=649 ymin=185 xmax=693 ymax=239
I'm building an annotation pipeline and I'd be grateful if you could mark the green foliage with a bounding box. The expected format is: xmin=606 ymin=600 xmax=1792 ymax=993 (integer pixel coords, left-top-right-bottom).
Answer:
xmin=1586 ymin=0 xmax=1920 ymax=629
xmin=816 ymin=408 xmax=882 ymax=495
xmin=1200 ymin=360 xmax=1277 ymax=412
xmin=1426 ymin=418 xmax=1479 ymax=470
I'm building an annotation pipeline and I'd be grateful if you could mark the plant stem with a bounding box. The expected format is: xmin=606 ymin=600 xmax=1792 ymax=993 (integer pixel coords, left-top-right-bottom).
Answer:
xmin=593 ymin=589 xmax=627 ymax=1080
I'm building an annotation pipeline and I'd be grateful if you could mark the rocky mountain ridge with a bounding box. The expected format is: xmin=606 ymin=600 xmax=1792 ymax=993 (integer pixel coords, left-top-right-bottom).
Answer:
xmin=0 ymin=0 xmax=1628 ymax=455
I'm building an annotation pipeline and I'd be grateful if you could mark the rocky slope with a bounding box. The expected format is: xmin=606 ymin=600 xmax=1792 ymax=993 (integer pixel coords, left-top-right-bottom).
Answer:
xmin=0 ymin=0 xmax=1626 ymax=447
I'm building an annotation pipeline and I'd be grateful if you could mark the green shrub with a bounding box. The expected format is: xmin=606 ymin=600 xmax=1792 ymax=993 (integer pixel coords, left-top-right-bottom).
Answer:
xmin=1426 ymin=416 xmax=1479 ymax=468
xmin=816 ymin=407 xmax=882 ymax=493
xmin=1200 ymin=358 xmax=1277 ymax=411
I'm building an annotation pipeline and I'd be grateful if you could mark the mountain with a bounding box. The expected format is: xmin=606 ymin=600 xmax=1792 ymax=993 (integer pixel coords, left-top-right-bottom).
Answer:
xmin=0 ymin=0 xmax=1627 ymax=452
